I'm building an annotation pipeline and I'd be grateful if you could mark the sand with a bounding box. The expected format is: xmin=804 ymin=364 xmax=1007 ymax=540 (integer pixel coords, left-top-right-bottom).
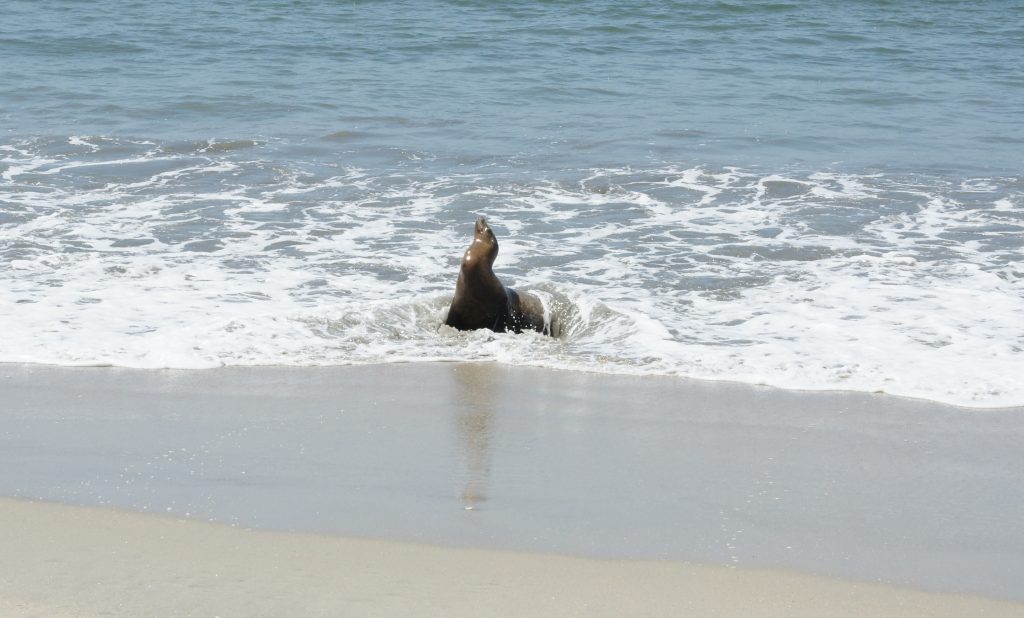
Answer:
xmin=2 ymin=498 xmax=1022 ymax=618
xmin=1 ymin=362 xmax=1023 ymax=615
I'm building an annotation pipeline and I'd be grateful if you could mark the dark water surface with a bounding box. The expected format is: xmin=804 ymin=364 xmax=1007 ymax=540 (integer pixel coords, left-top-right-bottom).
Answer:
xmin=4 ymin=1 xmax=1022 ymax=168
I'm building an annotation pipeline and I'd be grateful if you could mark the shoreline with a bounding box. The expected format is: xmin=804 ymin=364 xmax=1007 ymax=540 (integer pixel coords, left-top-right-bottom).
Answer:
xmin=2 ymin=362 xmax=1023 ymax=603
xmin=3 ymin=358 xmax=1018 ymax=411
xmin=3 ymin=497 xmax=1022 ymax=618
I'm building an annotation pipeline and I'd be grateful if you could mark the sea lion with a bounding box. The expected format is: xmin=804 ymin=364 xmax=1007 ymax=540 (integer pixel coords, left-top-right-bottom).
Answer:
xmin=444 ymin=216 xmax=552 ymax=336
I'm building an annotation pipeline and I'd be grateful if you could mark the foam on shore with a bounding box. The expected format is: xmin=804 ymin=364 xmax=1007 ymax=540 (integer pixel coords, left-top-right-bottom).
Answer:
xmin=3 ymin=137 xmax=1023 ymax=407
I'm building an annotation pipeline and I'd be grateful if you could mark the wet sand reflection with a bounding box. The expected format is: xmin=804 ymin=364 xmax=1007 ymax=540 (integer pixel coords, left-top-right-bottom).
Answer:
xmin=451 ymin=364 xmax=497 ymax=510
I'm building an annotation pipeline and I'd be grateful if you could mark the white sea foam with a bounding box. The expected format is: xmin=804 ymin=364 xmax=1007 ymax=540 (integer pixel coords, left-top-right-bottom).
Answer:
xmin=1 ymin=138 xmax=1022 ymax=407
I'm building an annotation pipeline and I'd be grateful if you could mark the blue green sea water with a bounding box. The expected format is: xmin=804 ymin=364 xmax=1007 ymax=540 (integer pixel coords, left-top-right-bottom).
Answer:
xmin=2 ymin=1 xmax=1023 ymax=406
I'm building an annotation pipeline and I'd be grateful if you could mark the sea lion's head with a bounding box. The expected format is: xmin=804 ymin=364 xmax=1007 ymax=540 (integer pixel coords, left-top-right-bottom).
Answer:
xmin=463 ymin=216 xmax=498 ymax=268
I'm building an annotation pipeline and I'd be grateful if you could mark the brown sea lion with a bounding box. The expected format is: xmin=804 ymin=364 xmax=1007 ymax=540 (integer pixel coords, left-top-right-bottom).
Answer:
xmin=444 ymin=216 xmax=552 ymax=335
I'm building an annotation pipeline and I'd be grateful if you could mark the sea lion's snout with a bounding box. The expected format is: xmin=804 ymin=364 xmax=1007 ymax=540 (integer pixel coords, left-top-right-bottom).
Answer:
xmin=473 ymin=216 xmax=496 ymax=250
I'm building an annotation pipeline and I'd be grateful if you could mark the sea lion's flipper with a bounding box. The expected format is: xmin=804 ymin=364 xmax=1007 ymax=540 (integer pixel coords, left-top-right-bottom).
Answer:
xmin=506 ymin=288 xmax=549 ymax=335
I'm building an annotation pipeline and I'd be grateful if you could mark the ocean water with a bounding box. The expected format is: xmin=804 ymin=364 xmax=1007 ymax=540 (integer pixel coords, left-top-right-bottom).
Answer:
xmin=1 ymin=1 xmax=1022 ymax=407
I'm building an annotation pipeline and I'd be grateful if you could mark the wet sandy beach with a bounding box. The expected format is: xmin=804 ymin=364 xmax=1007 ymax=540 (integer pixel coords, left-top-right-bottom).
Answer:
xmin=1 ymin=362 xmax=1022 ymax=614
